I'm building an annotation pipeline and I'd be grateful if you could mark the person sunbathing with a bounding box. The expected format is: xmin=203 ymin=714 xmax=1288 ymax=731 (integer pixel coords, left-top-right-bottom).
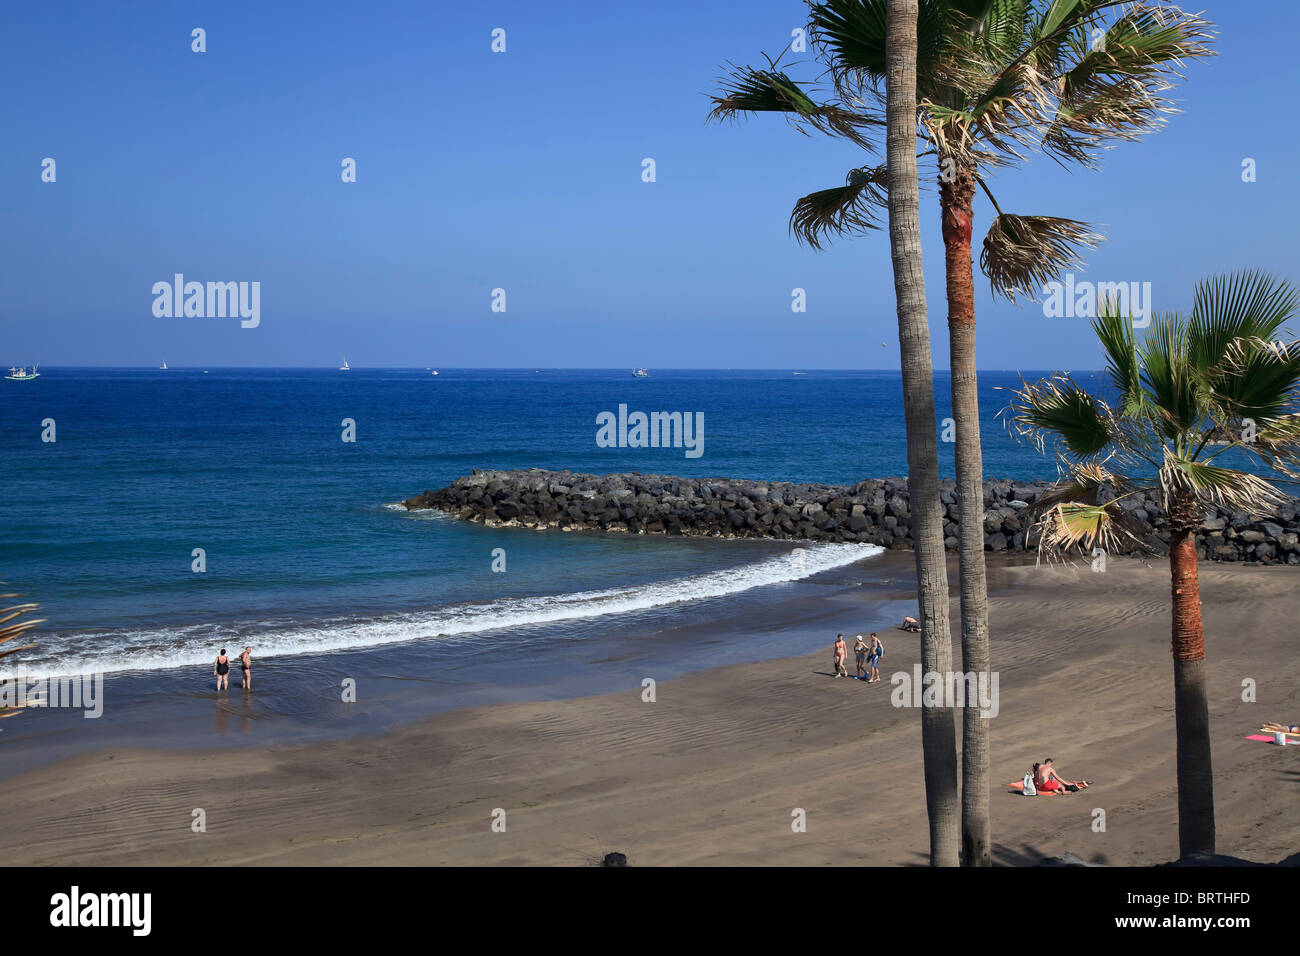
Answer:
xmin=1035 ymin=758 xmax=1089 ymax=794
xmin=1262 ymin=722 xmax=1298 ymax=734
xmin=901 ymin=616 xmax=921 ymax=632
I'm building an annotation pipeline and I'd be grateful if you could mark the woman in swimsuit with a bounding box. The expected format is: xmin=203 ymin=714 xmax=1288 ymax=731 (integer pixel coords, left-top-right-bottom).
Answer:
xmin=214 ymin=648 xmax=230 ymax=692
xmin=853 ymin=636 xmax=868 ymax=679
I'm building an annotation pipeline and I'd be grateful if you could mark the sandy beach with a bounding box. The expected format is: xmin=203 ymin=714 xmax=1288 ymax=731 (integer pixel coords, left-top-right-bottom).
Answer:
xmin=6 ymin=556 xmax=1298 ymax=866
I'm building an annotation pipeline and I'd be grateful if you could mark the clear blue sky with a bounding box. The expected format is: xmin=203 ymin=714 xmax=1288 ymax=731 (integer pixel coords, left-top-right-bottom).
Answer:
xmin=2 ymin=1 xmax=1295 ymax=369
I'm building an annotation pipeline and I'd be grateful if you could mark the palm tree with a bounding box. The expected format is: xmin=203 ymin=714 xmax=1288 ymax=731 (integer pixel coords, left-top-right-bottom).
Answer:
xmin=884 ymin=0 xmax=960 ymax=866
xmin=1007 ymin=271 xmax=1300 ymax=857
xmin=709 ymin=0 xmax=1213 ymax=866
xmin=0 ymin=585 xmax=43 ymax=731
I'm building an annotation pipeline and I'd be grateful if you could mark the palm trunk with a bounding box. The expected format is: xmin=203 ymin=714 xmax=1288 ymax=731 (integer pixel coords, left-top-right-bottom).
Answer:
xmin=886 ymin=0 xmax=959 ymax=867
xmin=1169 ymin=491 xmax=1215 ymax=857
xmin=939 ymin=157 xmax=991 ymax=866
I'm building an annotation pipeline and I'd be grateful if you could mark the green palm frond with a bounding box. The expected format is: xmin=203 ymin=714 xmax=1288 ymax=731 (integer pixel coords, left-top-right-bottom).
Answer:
xmin=1003 ymin=372 xmax=1115 ymax=458
xmin=1093 ymin=304 xmax=1145 ymax=417
xmin=1187 ymin=270 xmax=1300 ymax=371
xmin=980 ymin=212 xmax=1101 ymax=301
xmin=707 ymin=61 xmax=881 ymax=150
xmin=789 ymin=165 xmax=889 ymax=249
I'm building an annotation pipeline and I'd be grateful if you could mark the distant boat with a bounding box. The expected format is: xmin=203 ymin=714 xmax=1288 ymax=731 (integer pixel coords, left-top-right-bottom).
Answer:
xmin=632 ymin=368 xmax=649 ymax=378
xmin=793 ymin=371 xmax=807 ymax=375
xmin=339 ymin=357 xmax=350 ymax=371
xmin=4 ymin=365 xmax=39 ymax=381
xmin=160 ymin=359 xmax=168 ymax=370
xmin=431 ymin=370 xmax=439 ymax=376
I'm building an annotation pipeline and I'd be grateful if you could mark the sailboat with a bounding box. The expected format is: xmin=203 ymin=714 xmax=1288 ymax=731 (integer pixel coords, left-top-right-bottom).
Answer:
xmin=160 ymin=359 xmax=168 ymax=370
xmin=4 ymin=364 xmax=39 ymax=381
xmin=339 ymin=357 xmax=350 ymax=371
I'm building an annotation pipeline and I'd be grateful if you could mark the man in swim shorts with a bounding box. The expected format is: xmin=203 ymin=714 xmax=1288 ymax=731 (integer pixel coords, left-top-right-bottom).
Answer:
xmin=240 ymin=646 xmax=252 ymax=689
xmin=868 ymin=633 xmax=884 ymax=683
xmin=1036 ymin=758 xmax=1088 ymax=793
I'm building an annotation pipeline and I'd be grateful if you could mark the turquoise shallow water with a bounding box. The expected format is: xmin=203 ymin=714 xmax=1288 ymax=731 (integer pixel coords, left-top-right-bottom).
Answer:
xmin=0 ymin=367 xmax=1064 ymax=769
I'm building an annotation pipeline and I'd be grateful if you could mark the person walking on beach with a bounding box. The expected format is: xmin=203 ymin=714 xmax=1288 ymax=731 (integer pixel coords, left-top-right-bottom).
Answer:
xmin=833 ymin=634 xmax=848 ymax=678
xmin=214 ymin=648 xmax=230 ymax=692
xmin=853 ymin=635 xmax=869 ymax=679
xmin=868 ymin=634 xmax=884 ymax=683
xmin=239 ymin=646 xmax=252 ymax=689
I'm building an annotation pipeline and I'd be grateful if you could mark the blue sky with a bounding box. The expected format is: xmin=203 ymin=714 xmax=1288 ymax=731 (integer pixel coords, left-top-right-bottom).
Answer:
xmin=1 ymin=1 xmax=1296 ymax=369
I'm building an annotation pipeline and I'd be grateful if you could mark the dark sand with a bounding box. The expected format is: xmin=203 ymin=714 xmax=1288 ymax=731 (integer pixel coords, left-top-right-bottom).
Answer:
xmin=5 ymin=558 xmax=1297 ymax=865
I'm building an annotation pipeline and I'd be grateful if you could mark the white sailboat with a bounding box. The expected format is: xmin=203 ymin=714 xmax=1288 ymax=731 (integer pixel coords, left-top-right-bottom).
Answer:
xmin=160 ymin=359 xmax=168 ymax=370
xmin=339 ymin=357 xmax=350 ymax=371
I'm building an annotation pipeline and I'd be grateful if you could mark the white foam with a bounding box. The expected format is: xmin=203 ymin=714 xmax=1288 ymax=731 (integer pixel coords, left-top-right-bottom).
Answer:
xmin=3 ymin=542 xmax=882 ymax=680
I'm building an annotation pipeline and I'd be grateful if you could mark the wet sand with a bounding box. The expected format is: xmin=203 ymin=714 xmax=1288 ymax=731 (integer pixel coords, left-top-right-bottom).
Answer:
xmin=5 ymin=558 xmax=1298 ymax=865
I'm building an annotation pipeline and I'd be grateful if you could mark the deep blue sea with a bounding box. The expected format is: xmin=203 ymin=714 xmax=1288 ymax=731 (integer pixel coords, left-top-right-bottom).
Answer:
xmin=0 ymin=367 xmax=1071 ymax=771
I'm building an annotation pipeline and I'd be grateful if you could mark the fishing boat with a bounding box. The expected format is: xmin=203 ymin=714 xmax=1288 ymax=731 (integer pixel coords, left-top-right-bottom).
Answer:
xmin=631 ymin=368 xmax=649 ymax=378
xmin=339 ymin=357 xmax=350 ymax=371
xmin=5 ymin=365 xmax=39 ymax=381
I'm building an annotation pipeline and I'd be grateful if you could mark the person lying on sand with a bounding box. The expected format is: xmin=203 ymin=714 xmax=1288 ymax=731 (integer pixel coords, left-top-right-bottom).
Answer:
xmin=1035 ymin=758 xmax=1089 ymax=794
xmin=901 ymin=616 xmax=921 ymax=633
xmin=833 ymin=634 xmax=848 ymax=678
xmin=1262 ymin=722 xmax=1299 ymax=734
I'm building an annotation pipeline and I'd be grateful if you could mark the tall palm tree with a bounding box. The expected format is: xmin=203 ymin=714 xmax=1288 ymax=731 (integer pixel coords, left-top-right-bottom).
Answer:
xmin=709 ymin=0 xmax=1213 ymax=866
xmin=1007 ymin=271 xmax=1300 ymax=857
xmin=0 ymin=585 xmax=43 ymax=731
xmin=885 ymin=0 xmax=960 ymax=867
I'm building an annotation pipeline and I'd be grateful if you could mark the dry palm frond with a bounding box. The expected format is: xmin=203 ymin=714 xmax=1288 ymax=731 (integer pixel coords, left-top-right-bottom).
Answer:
xmin=0 ymin=587 xmax=43 ymax=729
xmin=788 ymin=165 xmax=888 ymax=249
xmin=1157 ymin=451 xmax=1285 ymax=518
xmin=981 ymin=213 xmax=1102 ymax=302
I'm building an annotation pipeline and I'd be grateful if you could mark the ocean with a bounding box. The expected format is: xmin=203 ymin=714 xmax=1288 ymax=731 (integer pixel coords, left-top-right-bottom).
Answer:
xmin=0 ymin=367 xmax=1067 ymax=772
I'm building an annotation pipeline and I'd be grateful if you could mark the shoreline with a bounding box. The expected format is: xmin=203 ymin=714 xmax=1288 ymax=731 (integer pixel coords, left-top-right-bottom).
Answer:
xmin=6 ymin=558 xmax=1297 ymax=866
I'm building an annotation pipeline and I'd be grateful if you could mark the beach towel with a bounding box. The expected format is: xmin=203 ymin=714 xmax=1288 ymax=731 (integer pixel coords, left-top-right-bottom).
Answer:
xmin=1246 ymin=733 xmax=1294 ymax=744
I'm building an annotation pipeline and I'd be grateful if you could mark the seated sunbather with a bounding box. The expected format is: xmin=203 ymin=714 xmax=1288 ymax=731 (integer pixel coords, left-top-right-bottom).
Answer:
xmin=1036 ymin=758 xmax=1088 ymax=793
xmin=901 ymin=616 xmax=921 ymax=632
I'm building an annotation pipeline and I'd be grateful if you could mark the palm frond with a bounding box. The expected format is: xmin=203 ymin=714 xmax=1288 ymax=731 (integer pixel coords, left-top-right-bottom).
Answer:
xmin=789 ymin=165 xmax=889 ymax=249
xmin=0 ymin=588 xmax=42 ymax=729
xmin=1093 ymin=303 xmax=1145 ymax=417
xmin=1187 ymin=270 xmax=1300 ymax=371
xmin=707 ymin=61 xmax=881 ymax=150
xmin=1003 ymin=372 xmax=1115 ymax=458
xmin=1158 ymin=451 xmax=1284 ymax=517
xmin=980 ymin=212 xmax=1101 ymax=302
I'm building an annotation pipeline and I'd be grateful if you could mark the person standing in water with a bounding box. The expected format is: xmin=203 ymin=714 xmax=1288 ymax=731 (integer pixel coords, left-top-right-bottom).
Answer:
xmin=239 ymin=646 xmax=252 ymax=689
xmin=832 ymin=634 xmax=848 ymax=678
xmin=213 ymin=648 xmax=230 ymax=692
